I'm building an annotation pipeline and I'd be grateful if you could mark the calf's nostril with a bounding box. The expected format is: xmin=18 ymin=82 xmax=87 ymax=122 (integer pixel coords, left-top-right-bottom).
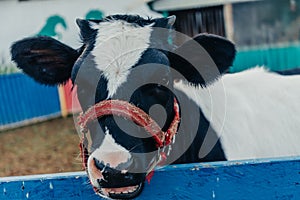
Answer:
xmin=94 ymin=158 xmax=106 ymax=171
xmin=115 ymin=157 xmax=133 ymax=171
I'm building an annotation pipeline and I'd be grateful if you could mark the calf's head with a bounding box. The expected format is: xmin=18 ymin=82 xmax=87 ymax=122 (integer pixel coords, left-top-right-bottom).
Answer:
xmin=11 ymin=15 xmax=235 ymax=199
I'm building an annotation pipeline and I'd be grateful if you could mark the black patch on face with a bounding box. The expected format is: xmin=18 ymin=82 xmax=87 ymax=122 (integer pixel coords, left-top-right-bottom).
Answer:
xmin=135 ymin=48 xmax=170 ymax=67
xmin=72 ymin=19 xmax=110 ymax=111
xmin=72 ymin=19 xmax=98 ymax=86
xmin=111 ymin=47 xmax=174 ymax=133
xmin=76 ymin=19 xmax=98 ymax=51
xmin=72 ymin=53 xmax=108 ymax=111
xmin=98 ymin=116 xmax=157 ymax=153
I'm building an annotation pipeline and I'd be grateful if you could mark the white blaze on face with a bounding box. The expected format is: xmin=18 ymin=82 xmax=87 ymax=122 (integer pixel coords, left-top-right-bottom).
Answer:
xmin=89 ymin=20 xmax=153 ymax=98
xmin=87 ymin=127 xmax=131 ymax=186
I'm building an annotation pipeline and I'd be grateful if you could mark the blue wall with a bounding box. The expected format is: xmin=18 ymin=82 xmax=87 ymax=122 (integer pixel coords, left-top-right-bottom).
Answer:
xmin=0 ymin=73 xmax=61 ymax=129
xmin=230 ymin=44 xmax=300 ymax=73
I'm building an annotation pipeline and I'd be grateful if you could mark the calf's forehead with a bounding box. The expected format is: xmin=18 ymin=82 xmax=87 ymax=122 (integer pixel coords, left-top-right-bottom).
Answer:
xmin=75 ymin=19 xmax=158 ymax=100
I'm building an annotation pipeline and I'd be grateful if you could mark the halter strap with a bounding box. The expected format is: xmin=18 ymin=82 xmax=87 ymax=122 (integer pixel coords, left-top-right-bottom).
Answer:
xmin=78 ymin=98 xmax=180 ymax=148
xmin=78 ymin=98 xmax=180 ymax=185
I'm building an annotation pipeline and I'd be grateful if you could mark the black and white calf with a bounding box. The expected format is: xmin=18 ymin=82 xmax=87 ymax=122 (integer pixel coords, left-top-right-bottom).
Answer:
xmin=11 ymin=15 xmax=300 ymax=199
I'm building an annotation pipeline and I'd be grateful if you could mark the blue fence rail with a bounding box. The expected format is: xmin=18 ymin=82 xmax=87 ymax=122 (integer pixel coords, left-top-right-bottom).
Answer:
xmin=0 ymin=73 xmax=61 ymax=130
xmin=0 ymin=156 xmax=299 ymax=200
xmin=231 ymin=43 xmax=300 ymax=73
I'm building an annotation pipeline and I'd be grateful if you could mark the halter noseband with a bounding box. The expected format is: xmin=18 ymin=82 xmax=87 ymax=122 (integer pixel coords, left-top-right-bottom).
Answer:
xmin=78 ymin=98 xmax=180 ymax=148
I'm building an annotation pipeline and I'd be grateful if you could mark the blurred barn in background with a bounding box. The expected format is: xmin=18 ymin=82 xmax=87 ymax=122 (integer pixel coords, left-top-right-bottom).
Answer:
xmin=149 ymin=0 xmax=300 ymax=72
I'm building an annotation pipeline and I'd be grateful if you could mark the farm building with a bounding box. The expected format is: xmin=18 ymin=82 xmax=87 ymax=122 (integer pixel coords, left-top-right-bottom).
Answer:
xmin=149 ymin=0 xmax=300 ymax=72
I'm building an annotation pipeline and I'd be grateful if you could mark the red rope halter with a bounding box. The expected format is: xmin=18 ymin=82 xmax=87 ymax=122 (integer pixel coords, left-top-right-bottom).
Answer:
xmin=78 ymin=98 xmax=180 ymax=148
xmin=78 ymin=98 xmax=180 ymax=183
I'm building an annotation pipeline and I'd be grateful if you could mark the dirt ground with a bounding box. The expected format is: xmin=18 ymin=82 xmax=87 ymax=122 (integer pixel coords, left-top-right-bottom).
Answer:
xmin=0 ymin=116 xmax=83 ymax=177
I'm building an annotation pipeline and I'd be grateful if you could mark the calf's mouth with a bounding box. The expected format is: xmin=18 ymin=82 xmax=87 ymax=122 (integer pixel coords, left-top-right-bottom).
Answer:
xmin=78 ymin=99 xmax=180 ymax=199
xmin=96 ymin=183 xmax=144 ymax=199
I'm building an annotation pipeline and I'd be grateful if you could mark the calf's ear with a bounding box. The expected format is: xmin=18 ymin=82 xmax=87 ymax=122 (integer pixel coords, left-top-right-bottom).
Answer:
xmin=169 ymin=33 xmax=236 ymax=87
xmin=193 ymin=33 xmax=236 ymax=74
xmin=11 ymin=36 xmax=79 ymax=85
xmin=153 ymin=15 xmax=176 ymax=29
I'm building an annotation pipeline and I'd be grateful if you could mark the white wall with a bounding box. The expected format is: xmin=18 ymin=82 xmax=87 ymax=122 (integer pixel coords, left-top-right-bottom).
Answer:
xmin=0 ymin=0 xmax=161 ymax=64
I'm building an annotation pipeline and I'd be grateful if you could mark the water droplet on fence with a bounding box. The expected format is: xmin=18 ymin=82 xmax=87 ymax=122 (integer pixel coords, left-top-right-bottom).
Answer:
xmin=49 ymin=182 xmax=54 ymax=190
xmin=21 ymin=181 xmax=25 ymax=191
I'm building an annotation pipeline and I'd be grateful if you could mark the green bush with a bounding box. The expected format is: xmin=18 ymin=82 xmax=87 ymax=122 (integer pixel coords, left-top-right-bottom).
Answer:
xmin=0 ymin=54 xmax=20 ymax=75
xmin=0 ymin=63 xmax=20 ymax=75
